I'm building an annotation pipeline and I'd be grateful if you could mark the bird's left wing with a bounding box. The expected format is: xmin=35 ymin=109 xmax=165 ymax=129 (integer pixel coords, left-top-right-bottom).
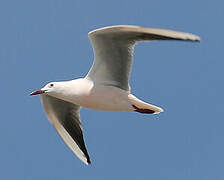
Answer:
xmin=86 ymin=25 xmax=200 ymax=92
xmin=40 ymin=94 xmax=91 ymax=165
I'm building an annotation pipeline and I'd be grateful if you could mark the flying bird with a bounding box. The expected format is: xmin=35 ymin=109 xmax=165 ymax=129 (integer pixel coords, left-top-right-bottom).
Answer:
xmin=30 ymin=25 xmax=200 ymax=165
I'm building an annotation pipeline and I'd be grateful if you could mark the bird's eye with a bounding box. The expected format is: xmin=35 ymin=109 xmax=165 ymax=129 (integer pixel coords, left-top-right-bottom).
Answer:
xmin=50 ymin=84 xmax=54 ymax=87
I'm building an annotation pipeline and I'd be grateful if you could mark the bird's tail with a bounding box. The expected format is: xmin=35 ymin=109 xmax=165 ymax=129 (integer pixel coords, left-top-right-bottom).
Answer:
xmin=128 ymin=94 xmax=163 ymax=114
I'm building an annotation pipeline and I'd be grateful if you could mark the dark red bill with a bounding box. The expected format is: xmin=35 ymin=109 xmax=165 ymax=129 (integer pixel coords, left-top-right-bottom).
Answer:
xmin=30 ymin=90 xmax=45 ymax=96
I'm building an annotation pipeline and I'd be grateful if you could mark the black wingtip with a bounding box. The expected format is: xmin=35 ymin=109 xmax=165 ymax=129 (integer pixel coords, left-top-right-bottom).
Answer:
xmin=87 ymin=156 xmax=91 ymax=165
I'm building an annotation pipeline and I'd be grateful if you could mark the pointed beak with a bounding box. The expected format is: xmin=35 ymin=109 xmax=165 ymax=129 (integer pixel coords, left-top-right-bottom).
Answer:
xmin=30 ymin=90 xmax=45 ymax=96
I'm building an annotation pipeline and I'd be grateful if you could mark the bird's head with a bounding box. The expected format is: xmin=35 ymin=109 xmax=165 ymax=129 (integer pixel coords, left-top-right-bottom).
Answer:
xmin=30 ymin=82 xmax=58 ymax=96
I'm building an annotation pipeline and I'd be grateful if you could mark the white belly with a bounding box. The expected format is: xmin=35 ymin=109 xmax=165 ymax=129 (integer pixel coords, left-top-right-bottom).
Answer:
xmin=75 ymin=84 xmax=134 ymax=111
xmin=51 ymin=79 xmax=134 ymax=112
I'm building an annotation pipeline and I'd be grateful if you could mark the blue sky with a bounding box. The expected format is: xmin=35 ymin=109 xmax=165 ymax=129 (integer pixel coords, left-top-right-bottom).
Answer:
xmin=0 ymin=0 xmax=223 ymax=179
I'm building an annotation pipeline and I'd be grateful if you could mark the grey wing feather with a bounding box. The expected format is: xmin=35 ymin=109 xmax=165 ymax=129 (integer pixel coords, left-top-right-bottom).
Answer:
xmin=86 ymin=25 xmax=200 ymax=91
xmin=40 ymin=94 xmax=90 ymax=165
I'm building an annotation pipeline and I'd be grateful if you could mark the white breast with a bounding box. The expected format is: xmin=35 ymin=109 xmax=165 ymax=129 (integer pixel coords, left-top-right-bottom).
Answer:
xmin=63 ymin=79 xmax=133 ymax=111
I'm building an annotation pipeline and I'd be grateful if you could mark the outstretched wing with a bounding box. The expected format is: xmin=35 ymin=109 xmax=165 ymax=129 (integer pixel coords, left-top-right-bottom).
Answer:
xmin=40 ymin=94 xmax=90 ymax=165
xmin=86 ymin=25 xmax=200 ymax=91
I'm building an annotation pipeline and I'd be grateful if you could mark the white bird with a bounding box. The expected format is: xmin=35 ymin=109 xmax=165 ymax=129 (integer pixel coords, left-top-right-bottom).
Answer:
xmin=30 ymin=25 xmax=200 ymax=165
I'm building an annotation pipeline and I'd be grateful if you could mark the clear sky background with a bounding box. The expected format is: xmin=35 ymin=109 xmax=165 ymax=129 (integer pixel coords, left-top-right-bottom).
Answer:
xmin=0 ymin=0 xmax=223 ymax=179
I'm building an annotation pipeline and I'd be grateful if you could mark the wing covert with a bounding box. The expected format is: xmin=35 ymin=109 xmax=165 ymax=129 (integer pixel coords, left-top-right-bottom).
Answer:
xmin=86 ymin=25 xmax=200 ymax=91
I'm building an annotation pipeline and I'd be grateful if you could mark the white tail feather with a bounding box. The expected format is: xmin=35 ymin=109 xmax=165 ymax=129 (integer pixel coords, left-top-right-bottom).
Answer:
xmin=128 ymin=94 xmax=164 ymax=114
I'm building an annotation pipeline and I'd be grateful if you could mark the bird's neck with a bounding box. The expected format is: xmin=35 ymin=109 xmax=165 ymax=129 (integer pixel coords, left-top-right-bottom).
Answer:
xmin=51 ymin=78 xmax=93 ymax=105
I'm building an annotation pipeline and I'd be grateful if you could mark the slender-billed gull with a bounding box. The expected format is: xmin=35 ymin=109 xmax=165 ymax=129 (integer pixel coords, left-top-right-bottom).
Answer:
xmin=30 ymin=25 xmax=200 ymax=165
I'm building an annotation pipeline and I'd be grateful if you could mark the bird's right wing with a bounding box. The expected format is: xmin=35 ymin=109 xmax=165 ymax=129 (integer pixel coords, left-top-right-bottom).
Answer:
xmin=86 ymin=25 xmax=200 ymax=91
xmin=40 ymin=94 xmax=90 ymax=165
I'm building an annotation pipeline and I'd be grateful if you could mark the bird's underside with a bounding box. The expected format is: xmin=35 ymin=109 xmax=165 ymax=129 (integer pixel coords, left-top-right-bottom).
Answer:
xmin=33 ymin=25 xmax=200 ymax=165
